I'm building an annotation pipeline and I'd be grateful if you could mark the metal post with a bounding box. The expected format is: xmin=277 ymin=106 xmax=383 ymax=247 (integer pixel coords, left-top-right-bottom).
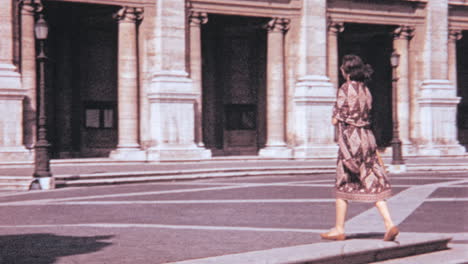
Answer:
xmin=390 ymin=50 xmax=404 ymax=165
xmin=32 ymin=14 xmax=53 ymax=189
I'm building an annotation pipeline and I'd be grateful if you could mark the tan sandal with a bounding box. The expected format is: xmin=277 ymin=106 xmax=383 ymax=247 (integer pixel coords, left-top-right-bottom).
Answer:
xmin=320 ymin=231 xmax=346 ymax=241
xmin=383 ymin=226 xmax=399 ymax=241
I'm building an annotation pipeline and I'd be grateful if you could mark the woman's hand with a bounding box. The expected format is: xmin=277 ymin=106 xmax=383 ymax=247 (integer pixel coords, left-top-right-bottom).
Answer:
xmin=332 ymin=118 xmax=338 ymax=125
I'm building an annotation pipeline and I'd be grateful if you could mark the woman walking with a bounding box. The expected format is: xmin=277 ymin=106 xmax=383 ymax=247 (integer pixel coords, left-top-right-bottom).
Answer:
xmin=321 ymin=54 xmax=399 ymax=241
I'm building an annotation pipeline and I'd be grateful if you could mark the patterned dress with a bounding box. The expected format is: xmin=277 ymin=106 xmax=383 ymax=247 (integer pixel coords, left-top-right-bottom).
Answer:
xmin=332 ymin=81 xmax=392 ymax=202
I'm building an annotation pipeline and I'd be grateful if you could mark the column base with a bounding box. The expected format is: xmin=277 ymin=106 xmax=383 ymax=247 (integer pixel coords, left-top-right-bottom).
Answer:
xmin=293 ymin=144 xmax=338 ymax=159
xmin=414 ymin=143 xmax=466 ymax=156
xmin=0 ymin=146 xmax=34 ymax=161
xmin=293 ymin=75 xmax=336 ymax=159
xmin=387 ymin=164 xmax=407 ymax=173
xmin=35 ymin=177 xmax=55 ymax=190
xmin=258 ymin=145 xmax=293 ymax=158
xmin=147 ymin=145 xmax=212 ymax=161
xmin=110 ymin=148 xmax=146 ymax=161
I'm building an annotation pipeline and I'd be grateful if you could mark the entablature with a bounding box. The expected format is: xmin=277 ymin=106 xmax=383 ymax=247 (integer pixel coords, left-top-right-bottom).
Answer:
xmin=450 ymin=5 xmax=468 ymax=30
xmin=46 ymin=0 xmax=151 ymax=7
xmin=188 ymin=0 xmax=301 ymax=18
xmin=450 ymin=0 xmax=468 ymax=6
xmin=327 ymin=0 xmax=425 ymax=26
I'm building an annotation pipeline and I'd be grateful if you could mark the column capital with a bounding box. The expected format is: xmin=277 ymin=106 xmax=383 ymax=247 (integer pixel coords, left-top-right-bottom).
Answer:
xmin=265 ymin=18 xmax=290 ymax=33
xmin=327 ymin=21 xmax=344 ymax=35
xmin=114 ymin=7 xmax=144 ymax=23
xmin=393 ymin=25 xmax=415 ymax=40
xmin=19 ymin=0 xmax=43 ymax=15
xmin=189 ymin=11 xmax=208 ymax=26
xmin=449 ymin=28 xmax=463 ymax=41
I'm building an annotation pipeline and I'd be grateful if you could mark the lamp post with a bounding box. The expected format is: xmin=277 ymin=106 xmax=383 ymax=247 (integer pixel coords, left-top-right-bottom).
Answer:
xmin=33 ymin=13 xmax=53 ymax=190
xmin=390 ymin=50 xmax=404 ymax=165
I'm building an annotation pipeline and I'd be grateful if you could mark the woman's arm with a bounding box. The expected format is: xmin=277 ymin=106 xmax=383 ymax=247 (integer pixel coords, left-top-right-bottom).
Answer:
xmin=332 ymin=83 xmax=350 ymax=123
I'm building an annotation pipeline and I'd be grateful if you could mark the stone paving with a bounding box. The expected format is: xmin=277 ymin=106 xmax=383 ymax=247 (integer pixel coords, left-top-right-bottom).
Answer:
xmin=0 ymin=171 xmax=467 ymax=263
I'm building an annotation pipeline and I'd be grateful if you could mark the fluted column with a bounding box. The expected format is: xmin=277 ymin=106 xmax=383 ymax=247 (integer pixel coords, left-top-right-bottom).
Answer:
xmin=189 ymin=11 xmax=208 ymax=147
xmin=327 ymin=21 xmax=344 ymax=89
xmin=293 ymin=0 xmax=338 ymax=158
xmin=259 ymin=18 xmax=292 ymax=158
xmin=448 ymin=29 xmax=462 ymax=89
xmin=393 ymin=26 xmax=414 ymax=152
xmin=417 ymin=0 xmax=464 ymax=155
xmin=0 ymin=0 xmax=29 ymax=161
xmin=110 ymin=7 xmax=145 ymax=160
xmin=20 ymin=0 xmax=42 ymax=149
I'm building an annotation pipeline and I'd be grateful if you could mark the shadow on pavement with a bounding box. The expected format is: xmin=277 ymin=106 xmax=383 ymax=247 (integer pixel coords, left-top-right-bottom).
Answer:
xmin=0 ymin=233 xmax=113 ymax=264
xmin=346 ymin=232 xmax=385 ymax=239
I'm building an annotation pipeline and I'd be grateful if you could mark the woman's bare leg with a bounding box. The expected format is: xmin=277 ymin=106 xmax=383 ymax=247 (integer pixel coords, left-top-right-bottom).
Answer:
xmin=321 ymin=198 xmax=348 ymax=239
xmin=335 ymin=198 xmax=348 ymax=233
xmin=375 ymin=200 xmax=395 ymax=231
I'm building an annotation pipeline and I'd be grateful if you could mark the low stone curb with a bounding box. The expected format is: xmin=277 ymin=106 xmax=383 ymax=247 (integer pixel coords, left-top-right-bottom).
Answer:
xmin=165 ymin=234 xmax=451 ymax=264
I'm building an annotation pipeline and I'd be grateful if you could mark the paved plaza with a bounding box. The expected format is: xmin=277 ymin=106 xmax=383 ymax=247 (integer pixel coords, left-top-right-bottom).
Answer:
xmin=0 ymin=171 xmax=467 ymax=263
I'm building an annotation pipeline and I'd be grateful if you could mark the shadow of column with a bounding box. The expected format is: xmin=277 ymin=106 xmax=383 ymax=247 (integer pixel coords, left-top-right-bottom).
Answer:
xmin=0 ymin=233 xmax=113 ymax=264
xmin=23 ymin=96 xmax=36 ymax=149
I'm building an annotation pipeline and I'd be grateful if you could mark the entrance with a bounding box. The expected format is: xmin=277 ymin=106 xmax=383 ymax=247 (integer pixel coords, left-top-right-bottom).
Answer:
xmin=202 ymin=15 xmax=268 ymax=156
xmin=339 ymin=23 xmax=394 ymax=148
xmin=45 ymin=2 xmax=119 ymax=158
xmin=457 ymin=30 xmax=468 ymax=150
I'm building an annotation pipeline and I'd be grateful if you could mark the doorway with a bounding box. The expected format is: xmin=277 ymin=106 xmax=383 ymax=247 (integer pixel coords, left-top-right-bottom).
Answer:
xmin=202 ymin=15 xmax=268 ymax=156
xmin=456 ymin=30 xmax=468 ymax=150
xmin=339 ymin=23 xmax=394 ymax=148
xmin=45 ymin=2 xmax=119 ymax=158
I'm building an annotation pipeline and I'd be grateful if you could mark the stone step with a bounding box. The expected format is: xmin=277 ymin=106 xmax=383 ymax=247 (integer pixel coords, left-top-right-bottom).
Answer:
xmin=0 ymin=176 xmax=32 ymax=191
xmin=55 ymin=168 xmax=335 ymax=187
xmin=166 ymin=234 xmax=451 ymax=264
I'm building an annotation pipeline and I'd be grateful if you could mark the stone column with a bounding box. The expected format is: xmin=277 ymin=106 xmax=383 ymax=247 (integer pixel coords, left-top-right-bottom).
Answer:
xmin=147 ymin=0 xmax=211 ymax=161
xmin=327 ymin=21 xmax=344 ymax=89
xmin=417 ymin=0 xmax=464 ymax=155
xmin=293 ymin=0 xmax=338 ymax=158
xmin=110 ymin=7 xmax=146 ymax=160
xmin=393 ymin=26 xmax=414 ymax=153
xmin=448 ymin=29 xmax=462 ymax=89
xmin=259 ymin=18 xmax=292 ymax=158
xmin=189 ymin=11 xmax=208 ymax=147
xmin=20 ymin=0 xmax=42 ymax=149
xmin=0 ymin=0 xmax=30 ymax=161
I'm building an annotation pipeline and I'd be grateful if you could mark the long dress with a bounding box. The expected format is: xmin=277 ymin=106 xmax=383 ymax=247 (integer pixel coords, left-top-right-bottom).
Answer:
xmin=332 ymin=80 xmax=392 ymax=202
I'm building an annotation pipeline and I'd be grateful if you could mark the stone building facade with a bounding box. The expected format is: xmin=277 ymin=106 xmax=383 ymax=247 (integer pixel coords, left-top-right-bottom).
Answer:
xmin=1 ymin=0 xmax=468 ymax=162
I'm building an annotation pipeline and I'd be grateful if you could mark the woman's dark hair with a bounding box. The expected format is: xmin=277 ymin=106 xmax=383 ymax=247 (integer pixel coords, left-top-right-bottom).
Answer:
xmin=340 ymin=54 xmax=373 ymax=82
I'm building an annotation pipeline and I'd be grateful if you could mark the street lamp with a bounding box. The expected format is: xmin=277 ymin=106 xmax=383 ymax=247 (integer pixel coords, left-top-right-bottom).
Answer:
xmin=390 ymin=50 xmax=404 ymax=165
xmin=32 ymin=13 xmax=53 ymax=190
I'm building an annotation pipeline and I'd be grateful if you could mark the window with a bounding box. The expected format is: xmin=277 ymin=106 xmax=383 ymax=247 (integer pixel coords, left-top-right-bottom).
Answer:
xmin=84 ymin=102 xmax=116 ymax=129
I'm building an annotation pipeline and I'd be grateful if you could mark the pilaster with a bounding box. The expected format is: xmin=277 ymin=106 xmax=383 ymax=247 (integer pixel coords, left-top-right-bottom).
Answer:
xmin=259 ymin=18 xmax=293 ymax=158
xmin=293 ymin=0 xmax=338 ymax=158
xmin=416 ymin=0 xmax=464 ymax=155
xmin=189 ymin=11 xmax=208 ymax=148
xmin=147 ymin=0 xmax=210 ymax=161
xmin=327 ymin=21 xmax=344 ymax=89
xmin=110 ymin=7 xmax=146 ymax=160
xmin=448 ymin=29 xmax=462 ymax=89
xmin=20 ymin=0 xmax=42 ymax=149
xmin=393 ymin=25 xmax=415 ymax=154
xmin=0 ymin=0 xmax=30 ymax=161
